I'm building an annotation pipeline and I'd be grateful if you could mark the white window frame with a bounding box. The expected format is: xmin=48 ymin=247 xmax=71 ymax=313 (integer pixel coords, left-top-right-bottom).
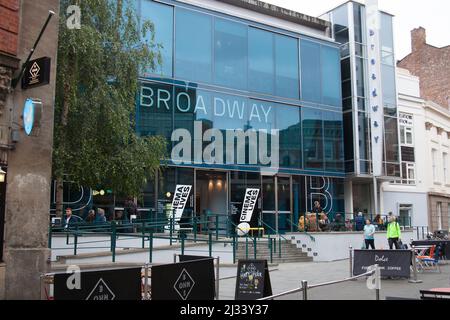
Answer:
xmin=443 ymin=152 xmax=449 ymax=185
xmin=399 ymin=113 xmax=414 ymax=147
xmin=432 ymin=149 xmax=438 ymax=183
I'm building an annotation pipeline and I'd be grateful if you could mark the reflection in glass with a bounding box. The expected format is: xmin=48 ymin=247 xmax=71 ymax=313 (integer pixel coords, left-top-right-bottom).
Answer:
xmin=275 ymin=34 xmax=299 ymax=99
xmin=301 ymin=40 xmax=321 ymax=103
xmin=141 ymin=0 xmax=173 ymax=77
xmin=321 ymin=46 xmax=342 ymax=107
xmin=324 ymin=111 xmax=344 ymax=172
xmin=175 ymin=8 xmax=212 ymax=83
xmin=249 ymin=28 xmax=274 ymax=94
xmin=214 ymin=19 xmax=248 ymax=90
xmin=303 ymin=108 xmax=323 ymax=169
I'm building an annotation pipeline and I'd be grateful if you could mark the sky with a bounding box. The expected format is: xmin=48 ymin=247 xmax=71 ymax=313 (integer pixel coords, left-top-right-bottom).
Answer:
xmin=263 ymin=0 xmax=450 ymax=60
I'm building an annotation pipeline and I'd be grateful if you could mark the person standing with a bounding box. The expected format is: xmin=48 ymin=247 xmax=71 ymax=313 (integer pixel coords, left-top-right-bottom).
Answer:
xmin=355 ymin=212 xmax=365 ymax=231
xmin=387 ymin=216 xmax=401 ymax=249
xmin=363 ymin=219 xmax=376 ymax=249
xmin=64 ymin=207 xmax=74 ymax=229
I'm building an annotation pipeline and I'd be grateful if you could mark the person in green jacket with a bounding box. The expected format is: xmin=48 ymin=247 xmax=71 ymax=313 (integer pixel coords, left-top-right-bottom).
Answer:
xmin=386 ymin=216 xmax=401 ymax=249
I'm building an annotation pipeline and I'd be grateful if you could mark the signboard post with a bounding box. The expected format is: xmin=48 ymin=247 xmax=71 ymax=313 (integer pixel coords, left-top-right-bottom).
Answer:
xmin=353 ymin=249 xmax=411 ymax=278
xmin=53 ymin=267 xmax=142 ymax=300
xmin=235 ymin=259 xmax=272 ymax=300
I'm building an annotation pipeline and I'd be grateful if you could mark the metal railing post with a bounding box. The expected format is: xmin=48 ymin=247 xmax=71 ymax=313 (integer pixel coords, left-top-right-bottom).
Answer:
xmin=169 ymin=217 xmax=173 ymax=246
xmin=245 ymin=236 xmax=249 ymax=259
xmin=66 ymin=230 xmax=69 ymax=245
xmin=278 ymin=236 xmax=282 ymax=258
xmin=269 ymin=238 xmax=273 ymax=264
xmin=48 ymin=222 xmax=52 ymax=249
xmin=111 ymin=221 xmax=116 ymax=262
xmin=216 ymin=257 xmax=220 ymax=300
xmin=375 ymin=264 xmax=380 ymax=300
xmin=301 ymin=280 xmax=308 ymax=300
xmin=408 ymin=246 xmax=423 ymax=283
xmin=209 ymin=232 xmax=212 ymax=257
xmin=73 ymin=226 xmax=78 ymax=256
xmin=194 ymin=216 xmax=197 ymax=243
xmin=273 ymin=238 xmax=276 ymax=253
xmin=349 ymin=245 xmax=353 ymax=277
xmin=144 ymin=263 xmax=149 ymax=300
xmin=149 ymin=232 xmax=153 ymax=263
xmin=181 ymin=232 xmax=185 ymax=255
xmin=253 ymin=237 xmax=257 ymax=260
xmin=216 ymin=215 xmax=219 ymax=240
xmin=232 ymin=236 xmax=236 ymax=264
xmin=142 ymin=222 xmax=146 ymax=249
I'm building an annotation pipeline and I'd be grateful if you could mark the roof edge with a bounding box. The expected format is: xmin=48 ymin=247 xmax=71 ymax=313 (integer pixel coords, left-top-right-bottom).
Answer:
xmin=219 ymin=0 xmax=331 ymax=31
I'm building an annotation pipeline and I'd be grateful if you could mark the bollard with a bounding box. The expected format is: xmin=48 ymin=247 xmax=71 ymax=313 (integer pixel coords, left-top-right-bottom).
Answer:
xmin=216 ymin=256 xmax=220 ymax=300
xmin=408 ymin=246 xmax=423 ymax=283
xmin=349 ymin=245 xmax=353 ymax=278
xmin=174 ymin=253 xmax=177 ymax=263
xmin=301 ymin=280 xmax=308 ymax=300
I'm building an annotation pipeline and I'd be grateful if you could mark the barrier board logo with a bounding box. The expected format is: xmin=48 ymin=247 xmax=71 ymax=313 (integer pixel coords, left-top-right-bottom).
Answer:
xmin=174 ymin=269 xmax=195 ymax=300
xmin=86 ymin=278 xmax=115 ymax=300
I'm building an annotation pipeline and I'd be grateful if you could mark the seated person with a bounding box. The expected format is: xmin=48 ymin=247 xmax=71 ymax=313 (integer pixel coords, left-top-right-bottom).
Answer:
xmin=318 ymin=213 xmax=329 ymax=231
xmin=298 ymin=215 xmax=309 ymax=231
xmin=307 ymin=213 xmax=318 ymax=232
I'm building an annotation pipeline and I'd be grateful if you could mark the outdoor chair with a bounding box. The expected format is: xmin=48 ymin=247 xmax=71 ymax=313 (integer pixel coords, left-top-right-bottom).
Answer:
xmin=417 ymin=245 xmax=441 ymax=273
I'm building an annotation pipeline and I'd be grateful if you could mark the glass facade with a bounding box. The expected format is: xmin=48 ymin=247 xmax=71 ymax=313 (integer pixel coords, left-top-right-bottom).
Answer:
xmin=134 ymin=0 xmax=345 ymax=231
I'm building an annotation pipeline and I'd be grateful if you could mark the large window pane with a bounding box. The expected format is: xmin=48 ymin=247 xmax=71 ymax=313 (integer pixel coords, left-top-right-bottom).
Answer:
xmin=343 ymin=112 xmax=354 ymax=162
xmin=214 ymin=19 xmax=247 ymax=90
xmin=384 ymin=116 xmax=399 ymax=163
xmin=324 ymin=111 xmax=344 ymax=172
xmin=381 ymin=64 xmax=397 ymax=115
xmin=276 ymin=104 xmax=302 ymax=168
xmin=248 ymin=28 xmax=274 ymax=94
xmin=300 ymin=40 xmax=321 ymax=103
xmin=275 ymin=34 xmax=299 ymax=99
xmin=175 ymin=8 xmax=212 ymax=83
xmin=303 ymin=108 xmax=323 ymax=169
xmin=321 ymin=46 xmax=341 ymax=107
xmin=380 ymin=13 xmax=394 ymax=53
xmin=141 ymin=0 xmax=173 ymax=77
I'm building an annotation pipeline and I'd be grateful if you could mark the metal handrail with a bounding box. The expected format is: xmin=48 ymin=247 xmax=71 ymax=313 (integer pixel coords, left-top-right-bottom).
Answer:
xmin=258 ymin=267 xmax=377 ymax=300
xmin=258 ymin=218 xmax=289 ymax=242
xmin=286 ymin=218 xmax=316 ymax=242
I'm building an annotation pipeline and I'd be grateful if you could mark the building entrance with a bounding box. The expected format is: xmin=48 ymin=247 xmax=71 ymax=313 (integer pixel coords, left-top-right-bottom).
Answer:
xmin=195 ymin=170 xmax=228 ymax=234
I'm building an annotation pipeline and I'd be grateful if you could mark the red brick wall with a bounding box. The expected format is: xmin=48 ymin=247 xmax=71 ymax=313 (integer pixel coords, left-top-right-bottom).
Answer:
xmin=398 ymin=28 xmax=450 ymax=108
xmin=0 ymin=0 xmax=20 ymax=56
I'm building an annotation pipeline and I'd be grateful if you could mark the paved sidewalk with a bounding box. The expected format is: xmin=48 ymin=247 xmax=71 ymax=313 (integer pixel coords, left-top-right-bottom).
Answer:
xmin=218 ymin=260 xmax=450 ymax=300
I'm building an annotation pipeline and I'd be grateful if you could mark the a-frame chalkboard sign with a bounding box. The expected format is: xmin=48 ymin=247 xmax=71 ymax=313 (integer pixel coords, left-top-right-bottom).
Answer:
xmin=235 ymin=259 xmax=272 ymax=300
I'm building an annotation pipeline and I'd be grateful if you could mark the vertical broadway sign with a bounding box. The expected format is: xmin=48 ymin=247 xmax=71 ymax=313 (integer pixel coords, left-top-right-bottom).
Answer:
xmin=172 ymin=185 xmax=192 ymax=221
xmin=366 ymin=0 xmax=384 ymax=176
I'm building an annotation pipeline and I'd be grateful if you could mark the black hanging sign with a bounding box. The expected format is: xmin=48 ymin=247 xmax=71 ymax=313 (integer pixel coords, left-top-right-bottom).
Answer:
xmin=53 ymin=267 xmax=142 ymax=300
xmin=235 ymin=259 xmax=272 ymax=300
xmin=152 ymin=257 xmax=215 ymax=300
xmin=22 ymin=57 xmax=51 ymax=89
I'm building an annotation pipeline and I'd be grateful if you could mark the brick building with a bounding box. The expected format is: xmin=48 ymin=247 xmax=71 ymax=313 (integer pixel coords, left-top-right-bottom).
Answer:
xmin=397 ymin=27 xmax=450 ymax=109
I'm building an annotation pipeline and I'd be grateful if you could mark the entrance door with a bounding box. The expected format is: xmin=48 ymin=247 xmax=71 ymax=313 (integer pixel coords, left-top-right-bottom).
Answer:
xmin=195 ymin=170 xmax=228 ymax=235
xmin=261 ymin=175 xmax=292 ymax=234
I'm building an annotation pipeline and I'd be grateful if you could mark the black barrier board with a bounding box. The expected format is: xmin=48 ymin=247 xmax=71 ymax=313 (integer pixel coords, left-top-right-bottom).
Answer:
xmin=53 ymin=267 xmax=142 ymax=300
xmin=235 ymin=259 xmax=272 ymax=300
xmin=179 ymin=255 xmax=211 ymax=262
xmin=412 ymin=240 xmax=450 ymax=260
xmin=152 ymin=258 xmax=215 ymax=300
xmin=353 ymin=249 xmax=411 ymax=278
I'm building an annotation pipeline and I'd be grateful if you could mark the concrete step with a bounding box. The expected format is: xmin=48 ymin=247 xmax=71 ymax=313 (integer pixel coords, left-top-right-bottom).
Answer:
xmin=235 ymin=255 xmax=313 ymax=263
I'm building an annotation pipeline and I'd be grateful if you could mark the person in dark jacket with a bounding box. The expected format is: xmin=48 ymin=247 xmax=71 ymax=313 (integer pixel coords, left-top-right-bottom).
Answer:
xmin=355 ymin=212 xmax=365 ymax=231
